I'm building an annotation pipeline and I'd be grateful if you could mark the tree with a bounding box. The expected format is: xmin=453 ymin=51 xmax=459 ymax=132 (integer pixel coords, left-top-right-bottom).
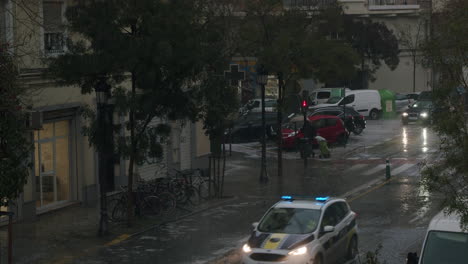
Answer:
xmin=48 ymin=0 xmax=234 ymax=227
xmin=397 ymin=19 xmax=426 ymax=92
xmin=0 ymin=51 xmax=32 ymax=209
xmin=342 ymin=17 xmax=400 ymax=89
xmin=420 ymin=0 xmax=468 ymax=228
xmin=237 ymin=0 xmax=359 ymax=177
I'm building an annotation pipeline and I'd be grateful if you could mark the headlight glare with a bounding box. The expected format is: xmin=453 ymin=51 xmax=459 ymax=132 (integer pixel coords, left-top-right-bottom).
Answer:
xmin=242 ymin=244 xmax=252 ymax=253
xmin=288 ymin=246 xmax=307 ymax=256
xmin=420 ymin=112 xmax=428 ymax=118
xmin=402 ymin=112 xmax=408 ymax=117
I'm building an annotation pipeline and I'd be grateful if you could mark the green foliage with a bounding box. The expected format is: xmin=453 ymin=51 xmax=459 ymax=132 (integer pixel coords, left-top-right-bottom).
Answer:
xmin=363 ymin=244 xmax=387 ymax=264
xmin=420 ymin=0 xmax=468 ymax=228
xmin=343 ymin=17 xmax=400 ymax=80
xmin=239 ymin=0 xmax=359 ymax=84
xmin=0 ymin=53 xmax=32 ymax=207
xmin=48 ymin=0 xmax=237 ymax=166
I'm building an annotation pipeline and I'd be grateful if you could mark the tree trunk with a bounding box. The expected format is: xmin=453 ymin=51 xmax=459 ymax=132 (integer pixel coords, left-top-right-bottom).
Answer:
xmin=127 ymin=71 xmax=136 ymax=227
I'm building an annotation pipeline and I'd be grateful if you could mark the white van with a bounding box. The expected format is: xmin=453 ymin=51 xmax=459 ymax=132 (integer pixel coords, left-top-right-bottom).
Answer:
xmin=311 ymin=90 xmax=382 ymax=119
xmin=416 ymin=209 xmax=468 ymax=264
xmin=309 ymin=88 xmax=351 ymax=105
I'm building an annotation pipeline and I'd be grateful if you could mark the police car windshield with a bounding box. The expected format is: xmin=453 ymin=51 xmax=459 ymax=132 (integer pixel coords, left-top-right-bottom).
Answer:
xmin=258 ymin=208 xmax=321 ymax=234
xmin=421 ymin=231 xmax=468 ymax=264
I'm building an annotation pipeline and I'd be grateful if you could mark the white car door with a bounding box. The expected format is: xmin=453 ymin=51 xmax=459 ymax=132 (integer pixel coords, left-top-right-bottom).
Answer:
xmin=318 ymin=206 xmax=340 ymax=263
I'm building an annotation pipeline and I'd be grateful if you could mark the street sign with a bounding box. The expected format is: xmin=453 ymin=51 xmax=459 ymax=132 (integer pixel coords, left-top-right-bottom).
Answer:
xmin=224 ymin=64 xmax=245 ymax=86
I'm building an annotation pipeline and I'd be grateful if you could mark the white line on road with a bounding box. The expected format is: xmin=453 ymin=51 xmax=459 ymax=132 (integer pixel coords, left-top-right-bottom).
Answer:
xmin=363 ymin=164 xmax=386 ymax=176
xmin=392 ymin=163 xmax=416 ymax=175
xmin=347 ymin=164 xmax=368 ymax=171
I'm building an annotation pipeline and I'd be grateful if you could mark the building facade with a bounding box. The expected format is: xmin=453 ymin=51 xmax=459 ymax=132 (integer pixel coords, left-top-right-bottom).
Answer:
xmin=0 ymin=0 xmax=211 ymax=221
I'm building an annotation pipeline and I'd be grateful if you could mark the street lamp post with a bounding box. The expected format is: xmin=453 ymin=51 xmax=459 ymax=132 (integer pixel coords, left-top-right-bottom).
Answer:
xmin=257 ymin=65 xmax=268 ymax=183
xmin=96 ymin=78 xmax=110 ymax=236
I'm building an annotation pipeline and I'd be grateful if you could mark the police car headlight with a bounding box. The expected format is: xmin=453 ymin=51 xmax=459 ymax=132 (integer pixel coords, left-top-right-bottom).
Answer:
xmin=242 ymin=244 xmax=252 ymax=253
xmin=288 ymin=246 xmax=307 ymax=256
xmin=420 ymin=112 xmax=428 ymax=118
xmin=402 ymin=112 xmax=408 ymax=117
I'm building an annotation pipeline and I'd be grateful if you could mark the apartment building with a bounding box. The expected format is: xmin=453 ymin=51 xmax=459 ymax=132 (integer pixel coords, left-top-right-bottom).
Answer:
xmin=0 ymin=0 xmax=211 ymax=220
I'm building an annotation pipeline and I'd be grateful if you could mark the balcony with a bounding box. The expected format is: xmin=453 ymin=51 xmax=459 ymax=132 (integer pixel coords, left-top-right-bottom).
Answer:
xmin=44 ymin=32 xmax=65 ymax=55
xmin=368 ymin=0 xmax=420 ymax=10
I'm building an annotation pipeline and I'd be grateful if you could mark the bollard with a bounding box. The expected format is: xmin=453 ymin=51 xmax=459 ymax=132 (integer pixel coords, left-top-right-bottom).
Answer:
xmin=385 ymin=158 xmax=391 ymax=179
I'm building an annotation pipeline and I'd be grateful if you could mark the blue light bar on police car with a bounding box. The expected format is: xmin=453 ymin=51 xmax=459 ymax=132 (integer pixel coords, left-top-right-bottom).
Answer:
xmin=315 ymin=196 xmax=330 ymax=201
xmin=281 ymin=195 xmax=293 ymax=200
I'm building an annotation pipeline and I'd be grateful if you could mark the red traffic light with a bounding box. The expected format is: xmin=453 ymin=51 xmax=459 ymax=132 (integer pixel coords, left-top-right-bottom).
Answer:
xmin=302 ymin=100 xmax=308 ymax=108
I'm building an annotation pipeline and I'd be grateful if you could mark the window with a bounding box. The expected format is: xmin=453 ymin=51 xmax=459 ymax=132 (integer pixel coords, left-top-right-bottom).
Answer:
xmin=317 ymin=92 xmax=331 ymax=99
xmin=43 ymin=1 xmax=65 ymax=54
xmin=421 ymin=231 xmax=468 ymax=264
xmin=339 ymin=95 xmax=355 ymax=105
xmin=258 ymin=207 xmax=321 ymax=234
xmin=334 ymin=202 xmax=350 ymax=221
xmin=321 ymin=206 xmax=338 ymax=229
xmin=325 ymin=118 xmax=337 ymax=127
xmin=0 ymin=0 xmax=6 ymax=46
xmin=264 ymin=100 xmax=277 ymax=108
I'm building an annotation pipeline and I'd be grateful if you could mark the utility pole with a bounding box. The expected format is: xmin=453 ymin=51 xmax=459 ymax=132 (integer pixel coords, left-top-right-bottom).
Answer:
xmin=277 ymin=72 xmax=283 ymax=178
xmin=257 ymin=65 xmax=269 ymax=183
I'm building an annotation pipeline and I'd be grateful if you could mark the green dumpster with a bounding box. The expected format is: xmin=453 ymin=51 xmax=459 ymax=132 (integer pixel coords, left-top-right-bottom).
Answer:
xmin=378 ymin=89 xmax=396 ymax=119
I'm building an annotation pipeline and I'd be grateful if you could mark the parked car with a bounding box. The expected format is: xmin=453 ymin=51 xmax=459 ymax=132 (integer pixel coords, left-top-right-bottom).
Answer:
xmin=401 ymin=100 xmax=433 ymax=125
xmin=239 ymin=98 xmax=277 ymax=115
xmin=311 ymin=90 xmax=382 ymax=120
xmin=418 ymin=91 xmax=432 ymax=101
xmin=242 ymin=195 xmax=359 ymax=264
xmin=309 ymin=88 xmax=351 ymax=106
xmin=406 ymin=92 xmax=420 ymax=104
xmin=395 ymin=93 xmax=411 ymax=113
xmin=281 ymin=115 xmax=348 ymax=149
xmin=227 ymin=112 xmax=283 ymax=143
xmin=308 ymin=106 xmax=366 ymax=135
xmin=407 ymin=209 xmax=468 ymax=264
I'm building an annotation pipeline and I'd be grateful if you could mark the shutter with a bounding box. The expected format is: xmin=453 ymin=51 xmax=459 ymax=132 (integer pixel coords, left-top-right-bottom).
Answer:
xmin=43 ymin=1 xmax=63 ymax=32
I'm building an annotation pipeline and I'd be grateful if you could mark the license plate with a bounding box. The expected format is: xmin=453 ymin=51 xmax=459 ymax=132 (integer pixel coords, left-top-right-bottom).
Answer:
xmin=409 ymin=117 xmax=418 ymax=120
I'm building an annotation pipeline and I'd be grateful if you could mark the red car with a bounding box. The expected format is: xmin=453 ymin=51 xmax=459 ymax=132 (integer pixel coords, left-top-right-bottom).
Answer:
xmin=281 ymin=115 xmax=349 ymax=149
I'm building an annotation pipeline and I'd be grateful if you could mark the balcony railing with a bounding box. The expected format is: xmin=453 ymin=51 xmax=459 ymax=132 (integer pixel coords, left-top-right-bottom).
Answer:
xmin=44 ymin=32 xmax=65 ymax=54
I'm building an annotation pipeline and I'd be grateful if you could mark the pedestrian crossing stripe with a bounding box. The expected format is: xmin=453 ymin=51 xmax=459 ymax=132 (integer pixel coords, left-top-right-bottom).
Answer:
xmin=392 ymin=163 xmax=416 ymax=175
xmin=348 ymin=164 xmax=368 ymax=171
xmin=363 ymin=164 xmax=386 ymax=176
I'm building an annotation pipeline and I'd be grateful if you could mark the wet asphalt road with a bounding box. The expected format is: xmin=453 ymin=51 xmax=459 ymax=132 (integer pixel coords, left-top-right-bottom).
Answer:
xmin=73 ymin=120 xmax=444 ymax=264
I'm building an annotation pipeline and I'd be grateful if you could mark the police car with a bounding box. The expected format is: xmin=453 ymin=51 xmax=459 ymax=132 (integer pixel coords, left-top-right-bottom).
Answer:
xmin=242 ymin=196 xmax=358 ymax=264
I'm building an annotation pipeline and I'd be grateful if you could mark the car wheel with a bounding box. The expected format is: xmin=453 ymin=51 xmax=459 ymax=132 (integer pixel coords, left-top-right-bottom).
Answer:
xmin=370 ymin=109 xmax=379 ymax=120
xmin=353 ymin=124 xmax=363 ymax=135
xmin=347 ymin=236 xmax=358 ymax=260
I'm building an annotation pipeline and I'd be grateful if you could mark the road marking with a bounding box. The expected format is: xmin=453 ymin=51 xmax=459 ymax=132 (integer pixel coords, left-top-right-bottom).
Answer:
xmin=392 ymin=163 xmax=416 ymax=175
xmin=363 ymin=164 xmax=386 ymax=175
xmin=347 ymin=164 xmax=368 ymax=171
xmin=105 ymin=234 xmax=131 ymax=246
xmin=348 ymin=178 xmax=393 ymax=203
xmin=347 ymin=157 xmax=359 ymax=160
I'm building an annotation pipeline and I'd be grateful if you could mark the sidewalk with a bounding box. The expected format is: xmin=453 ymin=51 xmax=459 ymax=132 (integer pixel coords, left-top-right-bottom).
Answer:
xmin=0 ymin=196 xmax=235 ymax=264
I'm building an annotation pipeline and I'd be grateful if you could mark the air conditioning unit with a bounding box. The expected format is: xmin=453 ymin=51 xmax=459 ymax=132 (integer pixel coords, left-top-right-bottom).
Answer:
xmin=28 ymin=111 xmax=43 ymax=130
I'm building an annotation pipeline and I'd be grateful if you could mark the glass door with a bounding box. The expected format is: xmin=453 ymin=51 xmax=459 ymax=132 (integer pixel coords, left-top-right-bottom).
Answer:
xmin=34 ymin=120 xmax=71 ymax=208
